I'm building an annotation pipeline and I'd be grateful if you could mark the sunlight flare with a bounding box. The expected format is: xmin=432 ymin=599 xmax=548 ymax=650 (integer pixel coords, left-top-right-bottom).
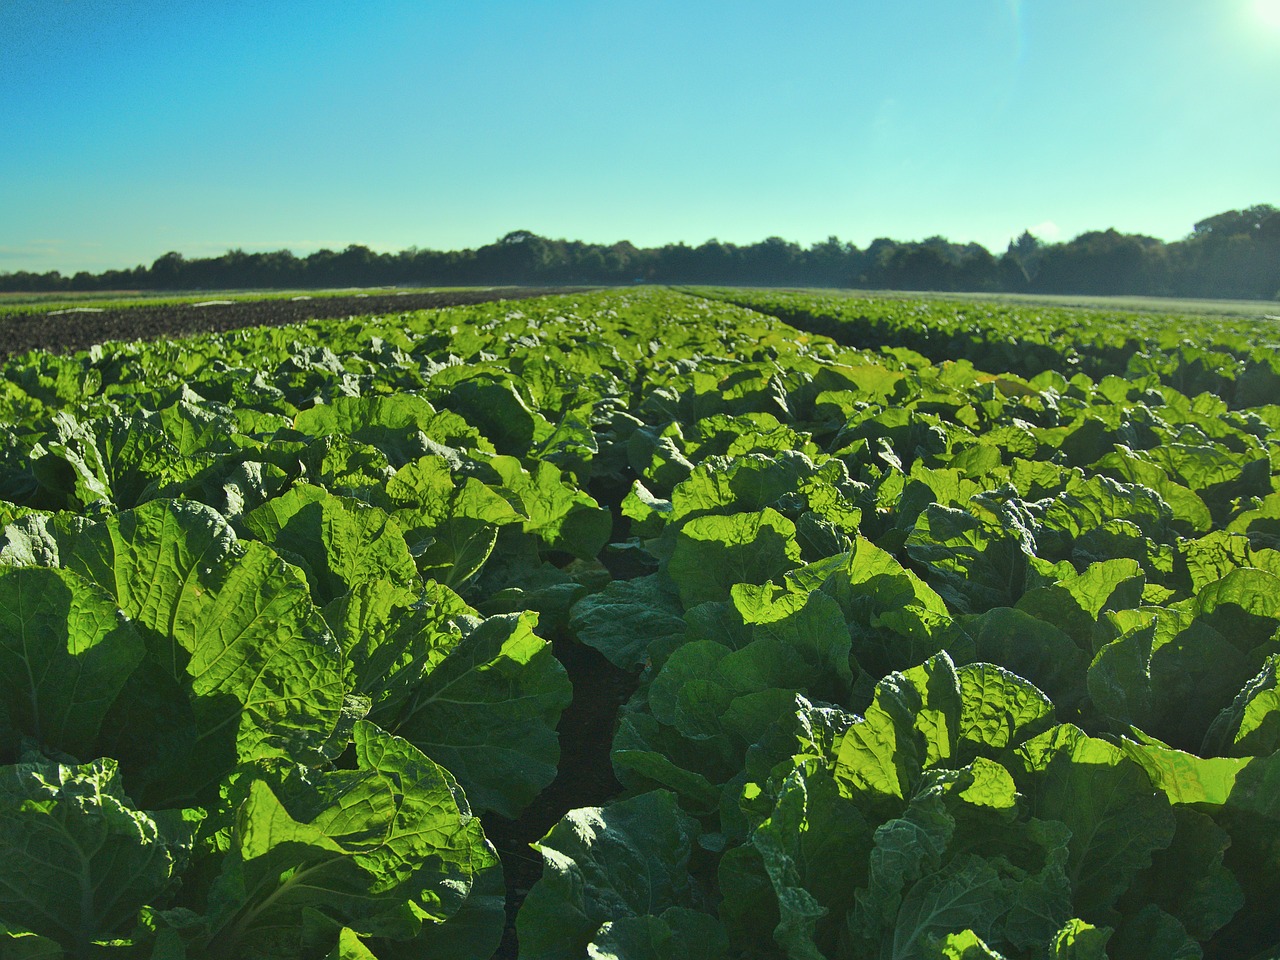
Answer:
xmin=1256 ymin=0 xmax=1280 ymax=29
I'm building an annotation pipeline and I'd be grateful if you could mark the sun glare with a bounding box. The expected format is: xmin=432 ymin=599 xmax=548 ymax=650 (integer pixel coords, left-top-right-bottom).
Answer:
xmin=1256 ymin=0 xmax=1280 ymax=29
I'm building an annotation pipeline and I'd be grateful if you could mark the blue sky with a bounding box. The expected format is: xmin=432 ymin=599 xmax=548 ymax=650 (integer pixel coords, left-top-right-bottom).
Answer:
xmin=1 ymin=0 xmax=1278 ymax=274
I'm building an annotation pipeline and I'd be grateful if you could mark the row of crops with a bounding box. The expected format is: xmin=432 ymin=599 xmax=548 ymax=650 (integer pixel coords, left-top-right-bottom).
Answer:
xmin=693 ymin=287 xmax=1280 ymax=409
xmin=1 ymin=289 xmax=1279 ymax=959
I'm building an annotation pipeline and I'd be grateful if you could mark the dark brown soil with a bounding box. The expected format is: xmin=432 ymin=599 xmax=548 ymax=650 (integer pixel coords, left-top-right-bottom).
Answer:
xmin=0 ymin=288 xmax=590 ymax=361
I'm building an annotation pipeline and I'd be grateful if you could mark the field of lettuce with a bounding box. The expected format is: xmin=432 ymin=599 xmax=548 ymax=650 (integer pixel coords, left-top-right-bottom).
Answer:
xmin=2 ymin=287 xmax=1280 ymax=959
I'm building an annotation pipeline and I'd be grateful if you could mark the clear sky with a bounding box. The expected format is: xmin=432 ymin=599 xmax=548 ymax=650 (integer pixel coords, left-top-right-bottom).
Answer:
xmin=2 ymin=0 xmax=1278 ymax=274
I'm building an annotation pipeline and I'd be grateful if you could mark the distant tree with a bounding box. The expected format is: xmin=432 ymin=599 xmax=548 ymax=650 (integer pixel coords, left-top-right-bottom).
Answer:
xmin=1013 ymin=230 xmax=1041 ymax=258
xmin=149 ymin=251 xmax=185 ymax=288
xmin=5 ymin=202 xmax=1275 ymax=298
xmin=803 ymin=236 xmax=853 ymax=287
xmin=1259 ymin=211 xmax=1280 ymax=244
xmin=1032 ymin=229 xmax=1163 ymax=296
xmin=1192 ymin=204 xmax=1279 ymax=240
xmin=742 ymin=237 xmax=802 ymax=285
xmin=957 ymin=244 xmax=999 ymax=291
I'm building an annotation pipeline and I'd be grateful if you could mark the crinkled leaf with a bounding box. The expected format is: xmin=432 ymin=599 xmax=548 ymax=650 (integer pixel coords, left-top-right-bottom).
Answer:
xmin=517 ymin=790 xmax=703 ymax=960
xmin=488 ymin=455 xmax=611 ymax=560
xmin=382 ymin=611 xmax=570 ymax=819
xmin=587 ymin=908 xmax=728 ymax=960
xmin=666 ymin=508 xmax=801 ymax=608
xmin=244 ymin=483 xmax=418 ymax=605
xmin=956 ymin=662 xmax=1055 ymax=758
xmin=207 ymin=721 xmax=500 ymax=955
xmin=836 ymin=654 xmax=962 ymax=805
xmin=569 ymin=574 xmax=687 ymax=671
xmin=0 ymin=756 xmax=197 ymax=952
xmin=293 ymin=394 xmax=490 ymax=465
xmin=746 ymin=766 xmax=872 ymax=959
xmin=0 ymin=566 xmax=144 ymax=759
xmin=1016 ymin=725 xmax=1176 ymax=920
xmin=60 ymin=499 xmax=345 ymax=805
xmin=906 ymin=501 xmax=1036 ymax=614
xmin=942 ymin=608 xmax=1088 ymax=716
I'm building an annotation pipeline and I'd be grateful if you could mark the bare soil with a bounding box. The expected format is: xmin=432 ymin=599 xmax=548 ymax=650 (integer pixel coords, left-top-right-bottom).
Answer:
xmin=0 ymin=288 xmax=589 ymax=361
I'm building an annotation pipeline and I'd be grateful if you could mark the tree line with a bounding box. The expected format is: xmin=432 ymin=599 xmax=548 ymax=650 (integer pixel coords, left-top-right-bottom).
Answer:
xmin=3 ymin=204 xmax=1277 ymax=300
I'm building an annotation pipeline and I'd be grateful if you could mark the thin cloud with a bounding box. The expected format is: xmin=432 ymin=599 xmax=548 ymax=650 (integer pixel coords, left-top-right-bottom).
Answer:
xmin=1028 ymin=220 xmax=1061 ymax=241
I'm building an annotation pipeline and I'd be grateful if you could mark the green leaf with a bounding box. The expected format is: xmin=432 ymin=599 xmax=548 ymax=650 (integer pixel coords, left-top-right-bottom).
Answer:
xmin=890 ymin=857 xmax=1016 ymax=960
xmin=820 ymin=537 xmax=947 ymax=616
xmin=745 ymin=766 xmax=872 ymax=959
xmin=404 ymin=835 xmax=506 ymax=960
xmin=244 ymin=483 xmax=418 ymax=605
xmin=1089 ymin=607 xmax=1251 ymax=753
xmin=325 ymin=927 xmax=378 ymax=959
xmin=1203 ymin=653 xmax=1280 ymax=758
xmin=0 ymin=512 xmax=62 ymax=568
xmin=517 ymin=791 xmax=703 ymax=960
xmin=956 ymin=662 xmax=1055 ymax=757
xmin=1047 ymin=919 xmax=1113 ymax=959
xmin=293 ymin=394 xmax=490 ymax=465
xmin=61 ymin=499 xmax=345 ymax=805
xmin=666 ymin=508 xmax=801 ymax=608
xmin=1107 ymin=906 xmax=1201 ymax=960
xmin=1092 ymin=446 xmax=1212 ymax=535
xmin=926 ymin=928 xmax=1008 ymax=959
xmin=587 ymin=908 xmax=728 ymax=960
xmin=0 ymin=756 xmax=197 ymax=953
xmin=621 ymin=480 xmax=673 ymax=538
xmin=1036 ymin=476 xmax=1172 ymax=562
xmin=905 ymin=498 xmax=1037 ymax=614
xmin=207 ymin=721 xmax=501 ymax=956
xmin=302 ymin=435 xmax=395 ymax=503
xmin=383 ymin=455 xmax=520 ymax=586
xmin=1180 ymin=531 xmax=1280 ymax=594
xmin=610 ymin=718 xmax=723 ymax=816
xmin=569 ymin=574 xmax=687 ymax=670
xmin=487 ymin=455 xmax=612 ymax=560
xmin=380 ymin=611 xmax=571 ymax=819
xmin=1016 ymin=558 xmax=1146 ymax=650
xmin=329 ymin=580 xmax=569 ymax=818
xmin=1118 ymin=806 xmax=1243 ymax=944
xmin=29 ymin=412 xmax=114 ymax=508
xmin=1182 ymin=568 xmax=1280 ymax=656
xmin=0 ymin=566 xmax=144 ymax=759
xmin=383 ymin=456 xmax=516 ymax=585
xmin=666 ymin=452 xmax=814 ymax=525
xmin=384 ymin=455 xmax=519 ymax=528
xmin=445 ymin=377 xmax=540 ymax=457
xmin=0 ymin=922 xmax=65 ymax=959
xmin=324 ymin=578 xmax=471 ymax=718
xmin=732 ymin=585 xmax=855 ymax=702
xmin=942 ymin=608 xmax=1089 ymax=716
xmin=1017 ymin=725 xmax=1176 ymax=920
xmin=1117 ymin=737 xmax=1280 ymax=956
xmin=836 ymin=654 xmax=962 ymax=805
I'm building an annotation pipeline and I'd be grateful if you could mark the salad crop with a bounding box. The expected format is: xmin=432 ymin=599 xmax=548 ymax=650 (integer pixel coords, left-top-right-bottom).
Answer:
xmin=1 ymin=289 xmax=1278 ymax=959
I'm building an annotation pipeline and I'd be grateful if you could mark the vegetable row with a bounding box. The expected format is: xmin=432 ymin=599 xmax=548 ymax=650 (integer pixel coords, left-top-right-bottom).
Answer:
xmin=0 ymin=289 xmax=1278 ymax=958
